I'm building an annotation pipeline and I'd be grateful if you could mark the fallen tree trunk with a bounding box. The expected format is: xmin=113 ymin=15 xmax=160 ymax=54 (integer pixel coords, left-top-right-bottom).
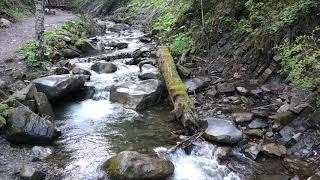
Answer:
xmin=158 ymin=46 xmax=200 ymax=130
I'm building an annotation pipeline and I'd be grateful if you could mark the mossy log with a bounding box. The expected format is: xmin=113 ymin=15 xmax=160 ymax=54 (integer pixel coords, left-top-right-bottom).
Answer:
xmin=158 ymin=46 xmax=199 ymax=130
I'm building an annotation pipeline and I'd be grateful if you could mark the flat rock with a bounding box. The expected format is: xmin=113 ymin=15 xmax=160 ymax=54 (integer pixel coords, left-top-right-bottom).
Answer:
xmin=183 ymin=77 xmax=210 ymax=93
xmin=236 ymin=86 xmax=248 ymax=94
xmin=138 ymin=64 xmax=161 ymax=80
xmin=232 ymin=112 xmax=254 ymax=123
xmin=104 ymin=151 xmax=174 ymax=180
xmin=4 ymin=105 xmax=60 ymax=145
xmin=248 ymin=119 xmax=268 ymax=129
xmin=217 ymin=83 xmax=235 ymax=94
xmin=110 ymin=79 xmax=164 ymax=110
xmin=33 ymin=75 xmax=86 ymax=100
xmin=244 ymin=129 xmax=264 ymax=137
xmin=204 ymin=118 xmax=243 ymax=144
xmin=244 ymin=142 xmax=261 ymax=160
xmin=261 ymin=143 xmax=287 ymax=157
xmin=289 ymin=88 xmax=315 ymax=114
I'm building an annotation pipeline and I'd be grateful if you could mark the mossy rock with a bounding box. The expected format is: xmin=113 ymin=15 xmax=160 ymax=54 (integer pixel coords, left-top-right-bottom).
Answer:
xmin=75 ymin=39 xmax=97 ymax=54
xmin=176 ymin=64 xmax=192 ymax=79
xmin=270 ymin=111 xmax=297 ymax=126
xmin=61 ymin=48 xmax=81 ymax=58
xmin=0 ymin=116 xmax=6 ymax=128
xmin=104 ymin=151 xmax=174 ymax=180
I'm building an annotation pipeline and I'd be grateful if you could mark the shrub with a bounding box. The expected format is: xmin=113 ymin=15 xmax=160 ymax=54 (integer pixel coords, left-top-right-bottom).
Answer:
xmin=170 ymin=33 xmax=191 ymax=56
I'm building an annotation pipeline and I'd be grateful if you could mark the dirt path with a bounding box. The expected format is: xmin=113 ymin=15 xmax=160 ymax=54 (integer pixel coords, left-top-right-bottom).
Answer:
xmin=0 ymin=9 xmax=75 ymax=62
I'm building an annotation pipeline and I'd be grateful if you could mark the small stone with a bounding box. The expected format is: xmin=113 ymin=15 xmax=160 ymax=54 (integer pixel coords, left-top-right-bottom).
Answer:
xmin=0 ymin=116 xmax=6 ymax=128
xmin=266 ymin=132 xmax=274 ymax=137
xmin=244 ymin=142 xmax=261 ymax=160
xmin=236 ymin=87 xmax=248 ymax=94
xmin=32 ymin=146 xmax=53 ymax=161
xmin=0 ymin=18 xmax=12 ymax=28
xmin=184 ymin=77 xmax=210 ymax=93
xmin=277 ymin=103 xmax=290 ymax=113
xmin=261 ymin=143 xmax=287 ymax=157
xmin=214 ymin=147 xmax=231 ymax=162
xmin=20 ymin=165 xmax=46 ymax=180
xmin=206 ymin=88 xmax=217 ymax=98
xmin=244 ymin=129 xmax=264 ymax=137
xmin=54 ymin=67 xmax=69 ymax=75
xmin=248 ymin=119 xmax=268 ymax=129
xmin=250 ymin=89 xmax=263 ymax=96
xmin=217 ymin=83 xmax=235 ymax=94
xmin=232 ymin=112 xmax=254 ymax=123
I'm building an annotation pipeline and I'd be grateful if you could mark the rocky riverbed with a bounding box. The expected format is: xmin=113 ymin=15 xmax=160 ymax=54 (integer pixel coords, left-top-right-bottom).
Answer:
xmin=0 ymin=16 xmax=320 ymax=180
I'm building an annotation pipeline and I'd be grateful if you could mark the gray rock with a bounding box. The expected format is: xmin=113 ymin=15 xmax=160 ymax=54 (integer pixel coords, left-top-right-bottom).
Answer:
xmin=34 ymin=92 xmax=54 ymax=118
xmin=204 ymin=118 xmax=243 ymax=144
xmin=71 ymin=67 xmax=91 ymax=76
xmin=140 ymin=36 xmax=152 ymax=43
xmin=33 ymin=75 xmax=86 ymax=100
xmin=176 ymin=64 xmax=192 ymax=79
xmin=277 ymin=103 xmax=290 ymax=113
xmin=113 ymin=42 xmax=128 ymax=49
xmin=214 ymin=147 xmax=231 ymax=162
xmin=232 ymin=112 xmax=254 ymax=123
xmin=76 ymin=40 xmax=97 ymax=54
xmin=104 ymin=151 xmax=174 ymax=180
xmin=244 ymin=142 xmax=261 ymax=160
xmin=54 ymin=67 xmax=69 ymax=75
xmin=32 ymin=146 xmax=53 ymax=161
xmin=91 ymin=62 xmax=117 ymax=74
xmin=261 ymin=143 xmax=287 ymax=157
xmin=184 ymin=77 xmax=210 ymax=93
xmin=138 ymin=64 xmax=160 ymax=80
xmin=289 ymin=88 xmax=315 ymax=114
xmin=0 ymin=116 xmax=6 ymax=129
xmin=10 ymin=83 xmax=37 ymax=102
xmin=206 ymin=88 xmax=217 ymax=98
xmin=244 ymin=129 xmax=264 ymax=137
xmin=0 ymin=18 xmax=12 ymax=28
xmin=250 ymin=89 xmax=263 ymax=96
xmin=110 ymin=79 xmax=164 ymax=110
xmin=20 ymin=165 xmax=45 ymax=180
xmin=217 ymin=83 xmax=235 ymax=94
xmin=61 ymin=49 xmax=81 ymax=58
xmin=4 ymin=105 xmax=60 ymax=145
xmin=138 ymin=58 xmax=157 ymax=67
xmin=248 ymin=119 xmax=268 ymax=129
xmin=11 ymin=80 xmax=27 ymax=91
xmin=236 ymin=86 xmax=248 ymax=94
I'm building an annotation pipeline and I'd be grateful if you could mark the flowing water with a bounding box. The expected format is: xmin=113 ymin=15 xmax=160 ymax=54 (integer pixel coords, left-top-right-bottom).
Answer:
xmin=51 ymin=21 xmax=240 ymax=180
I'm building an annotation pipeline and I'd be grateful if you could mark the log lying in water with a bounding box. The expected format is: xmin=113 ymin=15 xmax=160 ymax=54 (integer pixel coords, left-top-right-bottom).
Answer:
xmin=157 ymin=46 xmax=200 ymax=130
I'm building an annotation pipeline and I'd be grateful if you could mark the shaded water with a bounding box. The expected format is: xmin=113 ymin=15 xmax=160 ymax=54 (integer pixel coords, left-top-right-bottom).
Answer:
xmin=50 ymin=21 xmax=240 ymax=180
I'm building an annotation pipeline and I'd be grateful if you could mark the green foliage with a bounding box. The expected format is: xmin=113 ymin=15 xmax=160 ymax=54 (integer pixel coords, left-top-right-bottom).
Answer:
xmin=20 ymin=16 xmax=94 ymax=68
xmin=170 ymin=33 xmax=191 ymax=56
xmin=0 ymin=103 xmax=13 ymax=118
xmin=0 ymin=0 xmax=33 ymax=19
xmin=278 ymin=27 xmax=320 ymax=90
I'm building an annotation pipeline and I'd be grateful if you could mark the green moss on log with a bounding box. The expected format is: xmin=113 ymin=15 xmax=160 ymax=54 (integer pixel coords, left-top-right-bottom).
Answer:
xmin=158 ymin=46 xmax=199 ymax=129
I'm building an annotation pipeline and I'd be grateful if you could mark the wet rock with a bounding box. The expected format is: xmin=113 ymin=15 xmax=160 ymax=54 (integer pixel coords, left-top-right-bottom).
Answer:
xmin=244 ymin=142 xmax=261 ymax=160
xmin=138 ymin=58 xmax=157 ymax=67
xmin=270 ymin=112 xmax=296 ymax=126
xmin=10 ymin=83 xmax=37 ymax=102
xmin=34 ymin=92 xmax=54 ymax=118
xmin=133 ymin=49 xmax=143 ymax=59
xmin=176 ymin=64 xmax=192 ymax=79
xmin=11 ymin=80 xmax=27 ymax=91
xmin=217 ymin=83 xmax=235 ymax=94
xmin=138 ymin=64 xmax=160 ymax=80
xmin=0 ymin=18 xmax=12 ymax=28
xmin=139 ymin=36 xmax=152 ymax=43
xmin=61 ymin=49 xmax=81 ymax=58
xmin=183 ymin=77 xmax=210 ymax=93
xmin=110 ymin=79 xmax=164 ymax=110
xmin=20 ymin=165 xmax=46 ymax=180
xmin=4 ymin=105 xmax=60 ymax=145
xmin=308 ymin=172 xmax=320 ymax=180
xmin=54 ymin=67 xmax=69 ymax=75
xmin=214 ymin=147 xmax=231 ymax=162
xmin=75 ymin=39 xmax=97 ymax=54
xmin=108 ymin=42 xmax=128 ymax=49
xmin=289 ymin=89 xmax=315 ymax=114
xmin=91 ymin=62 xmax=117 ymax=74
xmin=244 ymin=129 xmax=264 ymax=137
xmin=71 ymin=67 xmax=91 ymax=76
xmin=0 ymin=116 xmax=6 ymax=129
xmin=261 ymin=143 xmax=287 ymax=157
xmin=236 ymin=86 xmax=248 ymax=94
xmin=204 ymin=118 xmax=243 ymax=144
xmin=206 ymin=87 xmax=217 ymax=98
xmin=33 ymin=75 xmax=86 ymax=100
xmin=248 ymin=119 xmax=268 ymax=129
xmin=232 ymin=112 xmax=254 ymax=123
xmin=104 ymin=151 xmax=174 ymax=180
xmin=57 ymin=60 xmax=72 ymax=69
xmin=32 ymin=146 xmax=53 ymax=161
xmin=108 ymin=23 xmax=130 ymax=32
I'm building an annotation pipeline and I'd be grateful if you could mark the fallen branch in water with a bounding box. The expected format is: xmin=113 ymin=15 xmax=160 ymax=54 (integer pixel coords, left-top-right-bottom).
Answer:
xmin=168 ymin=131 xmax=204 ymax=153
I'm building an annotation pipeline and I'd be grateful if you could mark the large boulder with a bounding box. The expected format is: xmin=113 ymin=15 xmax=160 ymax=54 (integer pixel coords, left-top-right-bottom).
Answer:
xmin=75 ymin=39 xmax=97 ymax=54
xmin=110 ymin=79 xmax=163 ymax=110
xmin=34 ymin=92 xmax=54 ymax=118
xmin=33 ymin=75 xmax=86 ymax=100
xmin=4 ymin=106 xmax=60 ymax=145
xmin=91 ymin=62 xmax=117 ymax=74
xmin=204 ymin=118 xmax=243 ymax=144
xmin=138 ymin=64 xmax=160 ymax=80
xmin=104 ymin=151 xmax=174 ymax=180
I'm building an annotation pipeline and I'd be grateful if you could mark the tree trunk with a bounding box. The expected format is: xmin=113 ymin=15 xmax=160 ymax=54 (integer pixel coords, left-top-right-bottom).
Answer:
xmin=157 ymin=46 xmax=200 ymax=130
xmin=35 ymin=0 xmax=45 ymax=61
